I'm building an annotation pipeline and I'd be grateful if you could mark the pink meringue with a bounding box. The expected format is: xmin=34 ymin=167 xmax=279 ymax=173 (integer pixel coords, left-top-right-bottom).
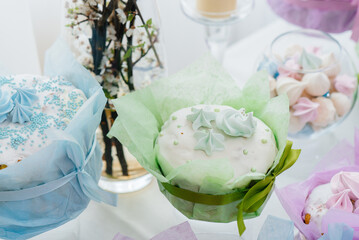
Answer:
xmin=292 ymin=97 xmax=319 ymax=123
xmin=331 ymin=171 xmax=359 ymax=199
xmin=334 ymin=75 xmax=357 ymax=97
xmin=326 ymin=189 xmax=353 ymax=213
xmin=311 ymin=97 xmax=336 ymax=128
xmin=278 ymin=59 xmax=302 ymax=80
xmin=331 ymin=92 xmax=351 ymax=117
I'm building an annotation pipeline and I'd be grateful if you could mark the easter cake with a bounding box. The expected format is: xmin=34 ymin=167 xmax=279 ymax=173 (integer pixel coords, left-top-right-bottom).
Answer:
xmin=157 ymin=104 xmax=278 ymax=186
xmin=0 ymin=74 xmax=87 ymax=169
xmin=303 ymin=171 xmax=359 ymax=233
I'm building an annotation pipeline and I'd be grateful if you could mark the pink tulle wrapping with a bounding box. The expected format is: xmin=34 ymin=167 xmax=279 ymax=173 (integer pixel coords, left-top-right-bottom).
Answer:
xmin=267 ymin=0 xmax=357 ymax=34
xmin=276 ymin=129 xmax=359 ymax=239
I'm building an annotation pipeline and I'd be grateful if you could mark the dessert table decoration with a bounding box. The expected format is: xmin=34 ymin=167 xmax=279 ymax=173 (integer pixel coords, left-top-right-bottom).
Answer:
xmin=65 ymin=0 xmax=166 ymax=193
xmin=257 ymin=29 xmax=358 ymax=138
xmin=276 ymin=129 xmax=359 ymax=239
xmin=258 ymin=215 xmax=354 ymax=240
xmin=108 ymin=55 xmax=300 ymax=236
xmin=0 ymin=39 xmax=117 ymax=240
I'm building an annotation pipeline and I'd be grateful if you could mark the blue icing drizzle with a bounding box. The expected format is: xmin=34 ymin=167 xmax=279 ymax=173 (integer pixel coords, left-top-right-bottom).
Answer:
xmin=11 ymin=87 xmax=38 ymax=106
xmin=9 ymin=100 xmax=33 ymax=124
xmin=0 ymin=88 xmax=14 ymax=123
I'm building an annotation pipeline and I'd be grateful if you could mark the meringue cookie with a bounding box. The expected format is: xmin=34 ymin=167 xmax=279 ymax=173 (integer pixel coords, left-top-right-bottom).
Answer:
xmin=331 ymin=92 xmax=351 ymax=117
xmin=289 ymin=110 xmax=306 ymax=134
xmin=326 ymin=189 xmax=354 ymax=213
xmin=11 ymin=87 xmax=38 ymax=106
xmin=9 ymin=100 xmax=33 ymax=124
xmin=302 ymin=72 xmax=331 ymax=97
xmin=292 ymin=97 xmax=319 ymax=123
xmin=277 ymin=59 xmax=302 ymax=80
xmin=268 ymin=76 xmax=277 ymax=98
xmin=334 ymin=75 xmax=357 ymax=97
xmin=299 ymin=49 xmax=322 ymax=70
xmin=216 ymin=108 xmax=256 ymax=137
xmin=321 ymin=53 xmax=341 ymax=77
xmin=276 ymin=77 xmax=307 ymax=106
xmin=311 ymin=97 xmax=336 ymax=128
xmin=284 ymin=44 xmax=303 ymax=59
xmin=331 ymin=171 xmax=359 ymax=199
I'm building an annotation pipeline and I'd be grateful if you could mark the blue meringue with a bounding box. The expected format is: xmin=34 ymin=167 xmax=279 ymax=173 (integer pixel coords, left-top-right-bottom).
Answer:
xmin=11 ymin=87 xmax=38 ymax=106
xmin=0 ymin=88 xmax=14 ymax=123
xmin=9 ymin=100 xmax=33 ymax=124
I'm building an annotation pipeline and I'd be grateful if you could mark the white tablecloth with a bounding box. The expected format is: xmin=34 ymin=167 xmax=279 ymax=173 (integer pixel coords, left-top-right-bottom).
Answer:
xmin=25 ymin=19 xmax=359 ymax=240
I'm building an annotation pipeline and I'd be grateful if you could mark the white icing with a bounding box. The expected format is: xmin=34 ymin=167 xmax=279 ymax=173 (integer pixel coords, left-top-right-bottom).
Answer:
xmin=157 ymin=105 xmax=278 ymax=180
xmin=304 ymin=183 xmax=332 ymax=232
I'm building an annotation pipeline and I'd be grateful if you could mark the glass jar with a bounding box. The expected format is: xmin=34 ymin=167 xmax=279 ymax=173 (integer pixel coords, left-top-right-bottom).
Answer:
xmin=64 ymin=0 xmax=166 ymax=193
xmin=256 ymin=29 xmax=358 ymax=139
xmin=98 ymin=0 xmax=167 ymax=193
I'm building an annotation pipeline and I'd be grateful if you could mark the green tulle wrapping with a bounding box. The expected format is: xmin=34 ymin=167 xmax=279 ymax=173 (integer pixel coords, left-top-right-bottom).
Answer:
xmin=108 ymin=55 xmax=299 ymax=229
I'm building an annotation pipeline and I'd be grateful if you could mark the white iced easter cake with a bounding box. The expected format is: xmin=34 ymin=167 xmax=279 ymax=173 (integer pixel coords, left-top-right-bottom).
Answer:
xmin=0 ymin=75 xmax=87 ymax=169
xmin=156 ymin=105 xmax=278 ymax=185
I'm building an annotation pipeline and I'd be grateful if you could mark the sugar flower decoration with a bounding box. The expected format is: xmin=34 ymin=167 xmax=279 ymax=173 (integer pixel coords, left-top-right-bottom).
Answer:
xmin=326 ymin=189 xmax=353 ymax=213
xmin=0 ymin=88 xmax=14 ymax=123
xmin=216 ymin=108 xmax=256 ymax=137
xmin=331 ymin=171 xmax=359 ymax=199
xmin=187 ymin=107 xmax=216 ymax=130
xmin=194 ymin=129 xmax=225 ymax=156
xmin=9 ymin=100 xmax=33 ymax=124
xmin=11 ymin=87 xmax=38 ymax=106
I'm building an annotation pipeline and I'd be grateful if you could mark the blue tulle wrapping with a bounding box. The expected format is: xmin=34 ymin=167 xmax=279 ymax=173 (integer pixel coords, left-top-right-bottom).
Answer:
xmin=0 ymin=39 xmax=117 ymax=240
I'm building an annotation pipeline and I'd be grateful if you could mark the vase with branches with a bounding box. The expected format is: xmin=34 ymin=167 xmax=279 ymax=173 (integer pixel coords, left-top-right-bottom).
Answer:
xmin=66 ymin=0 xmax=165 ymax=191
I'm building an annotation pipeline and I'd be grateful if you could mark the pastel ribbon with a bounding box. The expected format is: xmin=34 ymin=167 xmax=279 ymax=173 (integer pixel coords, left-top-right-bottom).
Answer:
xmin=160 ymin=141 xmax=300 ymax=236
xmin=0 ymin=134 xmax=117 ymax=206
xmin=284 ymin=0 xmax=359 ymax=41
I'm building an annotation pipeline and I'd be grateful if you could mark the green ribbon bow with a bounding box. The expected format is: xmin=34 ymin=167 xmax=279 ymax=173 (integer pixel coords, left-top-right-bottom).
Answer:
xmin=160 ymin=140 xmax=300 ymax=236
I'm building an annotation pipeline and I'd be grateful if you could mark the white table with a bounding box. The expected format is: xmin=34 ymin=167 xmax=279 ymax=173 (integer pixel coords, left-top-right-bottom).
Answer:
xmin=30 ymin=19 xmax=359 ymax=240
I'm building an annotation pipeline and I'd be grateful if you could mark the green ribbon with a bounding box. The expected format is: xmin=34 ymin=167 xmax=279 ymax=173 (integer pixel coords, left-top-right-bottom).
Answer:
xmin=160 ymin=140 xmax=301 ymax=236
